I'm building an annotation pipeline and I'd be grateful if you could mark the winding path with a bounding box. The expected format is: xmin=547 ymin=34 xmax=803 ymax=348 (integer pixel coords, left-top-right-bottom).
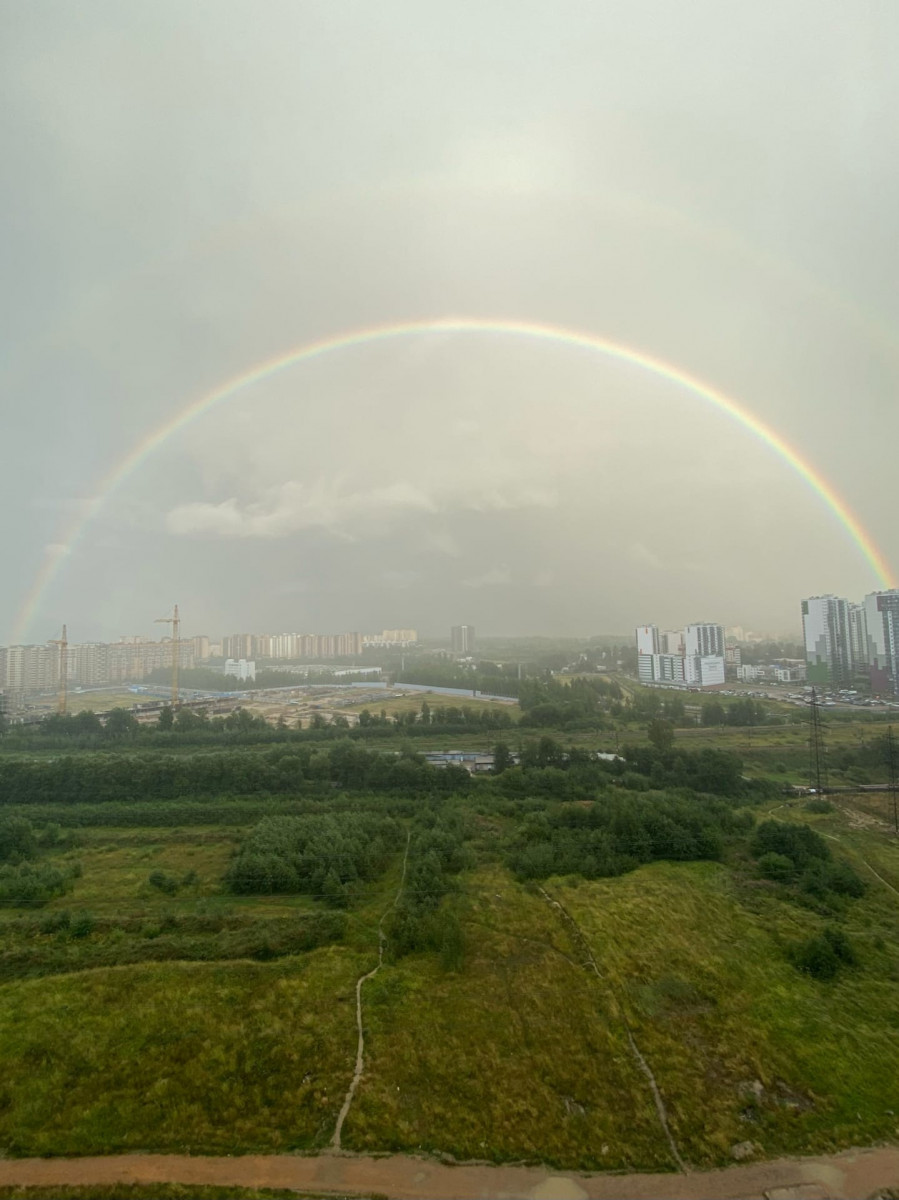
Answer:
xmin=331 ymin=832 xmax=411 ymax=1149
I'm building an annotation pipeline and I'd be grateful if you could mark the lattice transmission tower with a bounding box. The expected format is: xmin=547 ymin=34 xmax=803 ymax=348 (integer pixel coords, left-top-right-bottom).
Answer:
xmin=808 ymin=687 xmax=828 ymax=794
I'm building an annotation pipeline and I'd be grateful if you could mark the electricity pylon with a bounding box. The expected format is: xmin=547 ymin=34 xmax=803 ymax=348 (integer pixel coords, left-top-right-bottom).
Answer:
xmin=49 ymin=624 xmax=68 ymax=715
xmin=155 ymin=604 xmax=180 ymax=706
xmin=808 ymin=687 xmax=827 ymax=794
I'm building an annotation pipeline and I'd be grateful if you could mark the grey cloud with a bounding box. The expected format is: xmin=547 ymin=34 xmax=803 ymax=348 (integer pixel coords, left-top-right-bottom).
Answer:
xmin=2 ymin=1 xmax=898 ymax=641
xmin=166 ymin=479 xmax=557 ymax=540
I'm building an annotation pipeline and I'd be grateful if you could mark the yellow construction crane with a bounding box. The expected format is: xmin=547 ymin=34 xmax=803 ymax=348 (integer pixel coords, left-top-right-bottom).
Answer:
xmin=155 ymin=604 xmax=180 ymax=706
xmin=49 ymin=624 xmax=68 ymax=715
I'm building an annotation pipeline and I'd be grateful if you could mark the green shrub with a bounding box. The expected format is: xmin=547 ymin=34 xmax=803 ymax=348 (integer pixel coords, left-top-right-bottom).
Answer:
xmin=0 ymin=862 xmax=68 ymax=906
xmin=800 ymin=858 xmax=866 ymax=900
xmin=751 ymin=820 xmax=829 ymax=868
xmin=70 ymin=911 xmax=95 ymax=938
xmin=148 ymin=870 xmax=179 ymax=895
xmin=804 ymin=797 xmax=835 ymax=814
xmin=792 ymin=926 xmax=857 ymax=979
xmin=757 ymin=851 xmax=795 ymax=882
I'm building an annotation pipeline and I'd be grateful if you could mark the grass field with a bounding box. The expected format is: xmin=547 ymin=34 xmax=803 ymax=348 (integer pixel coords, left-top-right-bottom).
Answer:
xmin=342 ymin=692 xmax=520 ymax=718
xmin=53 ymin=692 xmax=155 ymax=716
xmin=0 ymin=715 xmax=898 ymax=1169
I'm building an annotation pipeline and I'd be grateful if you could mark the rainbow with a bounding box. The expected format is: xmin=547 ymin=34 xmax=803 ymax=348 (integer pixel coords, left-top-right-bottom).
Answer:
xmin=12 ymin=316 xmax=895 ymax=643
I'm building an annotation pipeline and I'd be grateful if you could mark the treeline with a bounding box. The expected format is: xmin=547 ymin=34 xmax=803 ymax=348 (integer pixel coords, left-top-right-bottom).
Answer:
xmin=0 ymin=743 xmax=473 ymax=805
xmin=357 ymin=702 xmax=514 ymax=731
xmin=396 ymin=658 xmax=521 ymax=697
xmin=0 ymin=736 xmax=756 ymax=813
xmin=517 ymin=676 xmax=621 ymax=729
xmin=0 ymin=736 xmax=753 ymax=810
xmin=146 ymin=666 xmax=380 ymax=690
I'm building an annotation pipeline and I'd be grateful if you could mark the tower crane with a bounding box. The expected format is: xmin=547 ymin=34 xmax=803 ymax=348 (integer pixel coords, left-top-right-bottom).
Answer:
xmin=49 ymin=624 xmax=68 ymax=715
xmin=155 ymin=604 xmax=180 ymax=706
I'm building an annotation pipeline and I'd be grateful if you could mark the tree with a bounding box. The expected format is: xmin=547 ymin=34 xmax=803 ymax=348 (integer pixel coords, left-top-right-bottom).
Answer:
xmin=492 ymin=742 xmax=513 ymax=774
xmin=103 ymin=708 xmax=138 ymax=738
xmin=647 ymin=717 xmax=675 ymax=753
xmin=157 ymin=705 xmax=174 ymax=731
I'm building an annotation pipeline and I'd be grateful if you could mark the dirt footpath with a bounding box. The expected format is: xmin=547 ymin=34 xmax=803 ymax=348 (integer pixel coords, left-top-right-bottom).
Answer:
xmin=0 ymin=1146 xmax=898 ymax=1199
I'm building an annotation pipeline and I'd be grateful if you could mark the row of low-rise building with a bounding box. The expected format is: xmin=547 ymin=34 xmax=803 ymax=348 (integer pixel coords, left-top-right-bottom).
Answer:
xmin=636 ymin=622 xmax=726 ymax=689
xmin=221 ymin=631 xmax=415 ymax=660
xmin=802 ymin=591 xmax=899 ymax=693
xmin=362 ymin=629 xmax=418 ymax=647
xmin=737 ymin=661 xmax=806 ymax=684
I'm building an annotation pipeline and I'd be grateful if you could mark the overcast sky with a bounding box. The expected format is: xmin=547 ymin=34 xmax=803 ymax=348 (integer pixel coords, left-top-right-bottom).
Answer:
xmin=2 ymin=1 xmax=897 ymax=644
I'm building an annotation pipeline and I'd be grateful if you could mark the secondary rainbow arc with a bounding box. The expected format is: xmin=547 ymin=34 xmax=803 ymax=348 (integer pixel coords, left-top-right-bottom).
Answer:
xmin=12 ymin=317 xmax=895 ymax=643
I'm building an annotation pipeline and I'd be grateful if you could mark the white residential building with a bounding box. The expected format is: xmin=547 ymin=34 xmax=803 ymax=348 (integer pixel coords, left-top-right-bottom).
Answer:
xmin=684 ymin=654 xmax=726 ymax=687
xmin=635 ymin=621 xmax=724 ymax=688
xmin=684 ymin=623 xmax=725 ymax=658
xmin=224 ymin=659 xmax=256 ymax=682
xmin=635 ymin=625 xmax=660 ymax=656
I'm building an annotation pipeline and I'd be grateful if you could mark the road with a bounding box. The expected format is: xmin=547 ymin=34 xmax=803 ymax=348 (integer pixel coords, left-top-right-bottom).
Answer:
xmin=0 ymin=1146 xmax=898 ymax=1199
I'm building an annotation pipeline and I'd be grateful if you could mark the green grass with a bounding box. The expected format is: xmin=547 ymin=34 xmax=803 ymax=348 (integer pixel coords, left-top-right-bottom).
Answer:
xmin=330 ymin=850 xmax=899 ymax=1169
xmin=0 ymin=954 xmax=363 ymax=1156
xmin=344 ymin=869 xmax=670 ymax=1170
xmin=343 ymin=693 xmax=519 ymax=717
xmin=557 ymin=854 xmax=899 ymax=1165
xmin=0 ymin=800 xmax=897 ymax=1169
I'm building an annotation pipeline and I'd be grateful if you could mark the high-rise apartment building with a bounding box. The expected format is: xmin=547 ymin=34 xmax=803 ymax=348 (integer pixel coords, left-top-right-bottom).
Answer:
xmin=863 ymin=590 xmax=899 ymax=695
xmin=801 ymin=595 xmax=853 ymax=688
xmin=450 ymin=625 xmax=476 ymax=655
xmin=0 ymin=644 xmax=58 ymax=693
xmin=661 ymin=630 xmax=684 ymax=655
xmin=635 ymin=625 xmax=659 ymax=656
xmin=223 ymin=633 xmax=256 ymax=660
xmin=848 ymin=604 xmax=868 ymax=678
xmin=684 ymin=623 xmax=725 ymax=658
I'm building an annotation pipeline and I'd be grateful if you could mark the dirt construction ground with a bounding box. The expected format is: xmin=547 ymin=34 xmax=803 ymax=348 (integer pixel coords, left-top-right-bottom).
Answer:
xmin=1 ymin=1147 xmax=899 ymax=1199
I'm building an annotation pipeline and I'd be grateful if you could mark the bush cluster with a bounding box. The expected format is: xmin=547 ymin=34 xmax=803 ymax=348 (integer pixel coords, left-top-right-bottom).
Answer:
xmin=751 ymin=820 xmax=865 ymax=903
xmin=506 ymin=793 xmax=747 ymax=881
xmin=225 ymin=812 xmax=398 ymax=901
